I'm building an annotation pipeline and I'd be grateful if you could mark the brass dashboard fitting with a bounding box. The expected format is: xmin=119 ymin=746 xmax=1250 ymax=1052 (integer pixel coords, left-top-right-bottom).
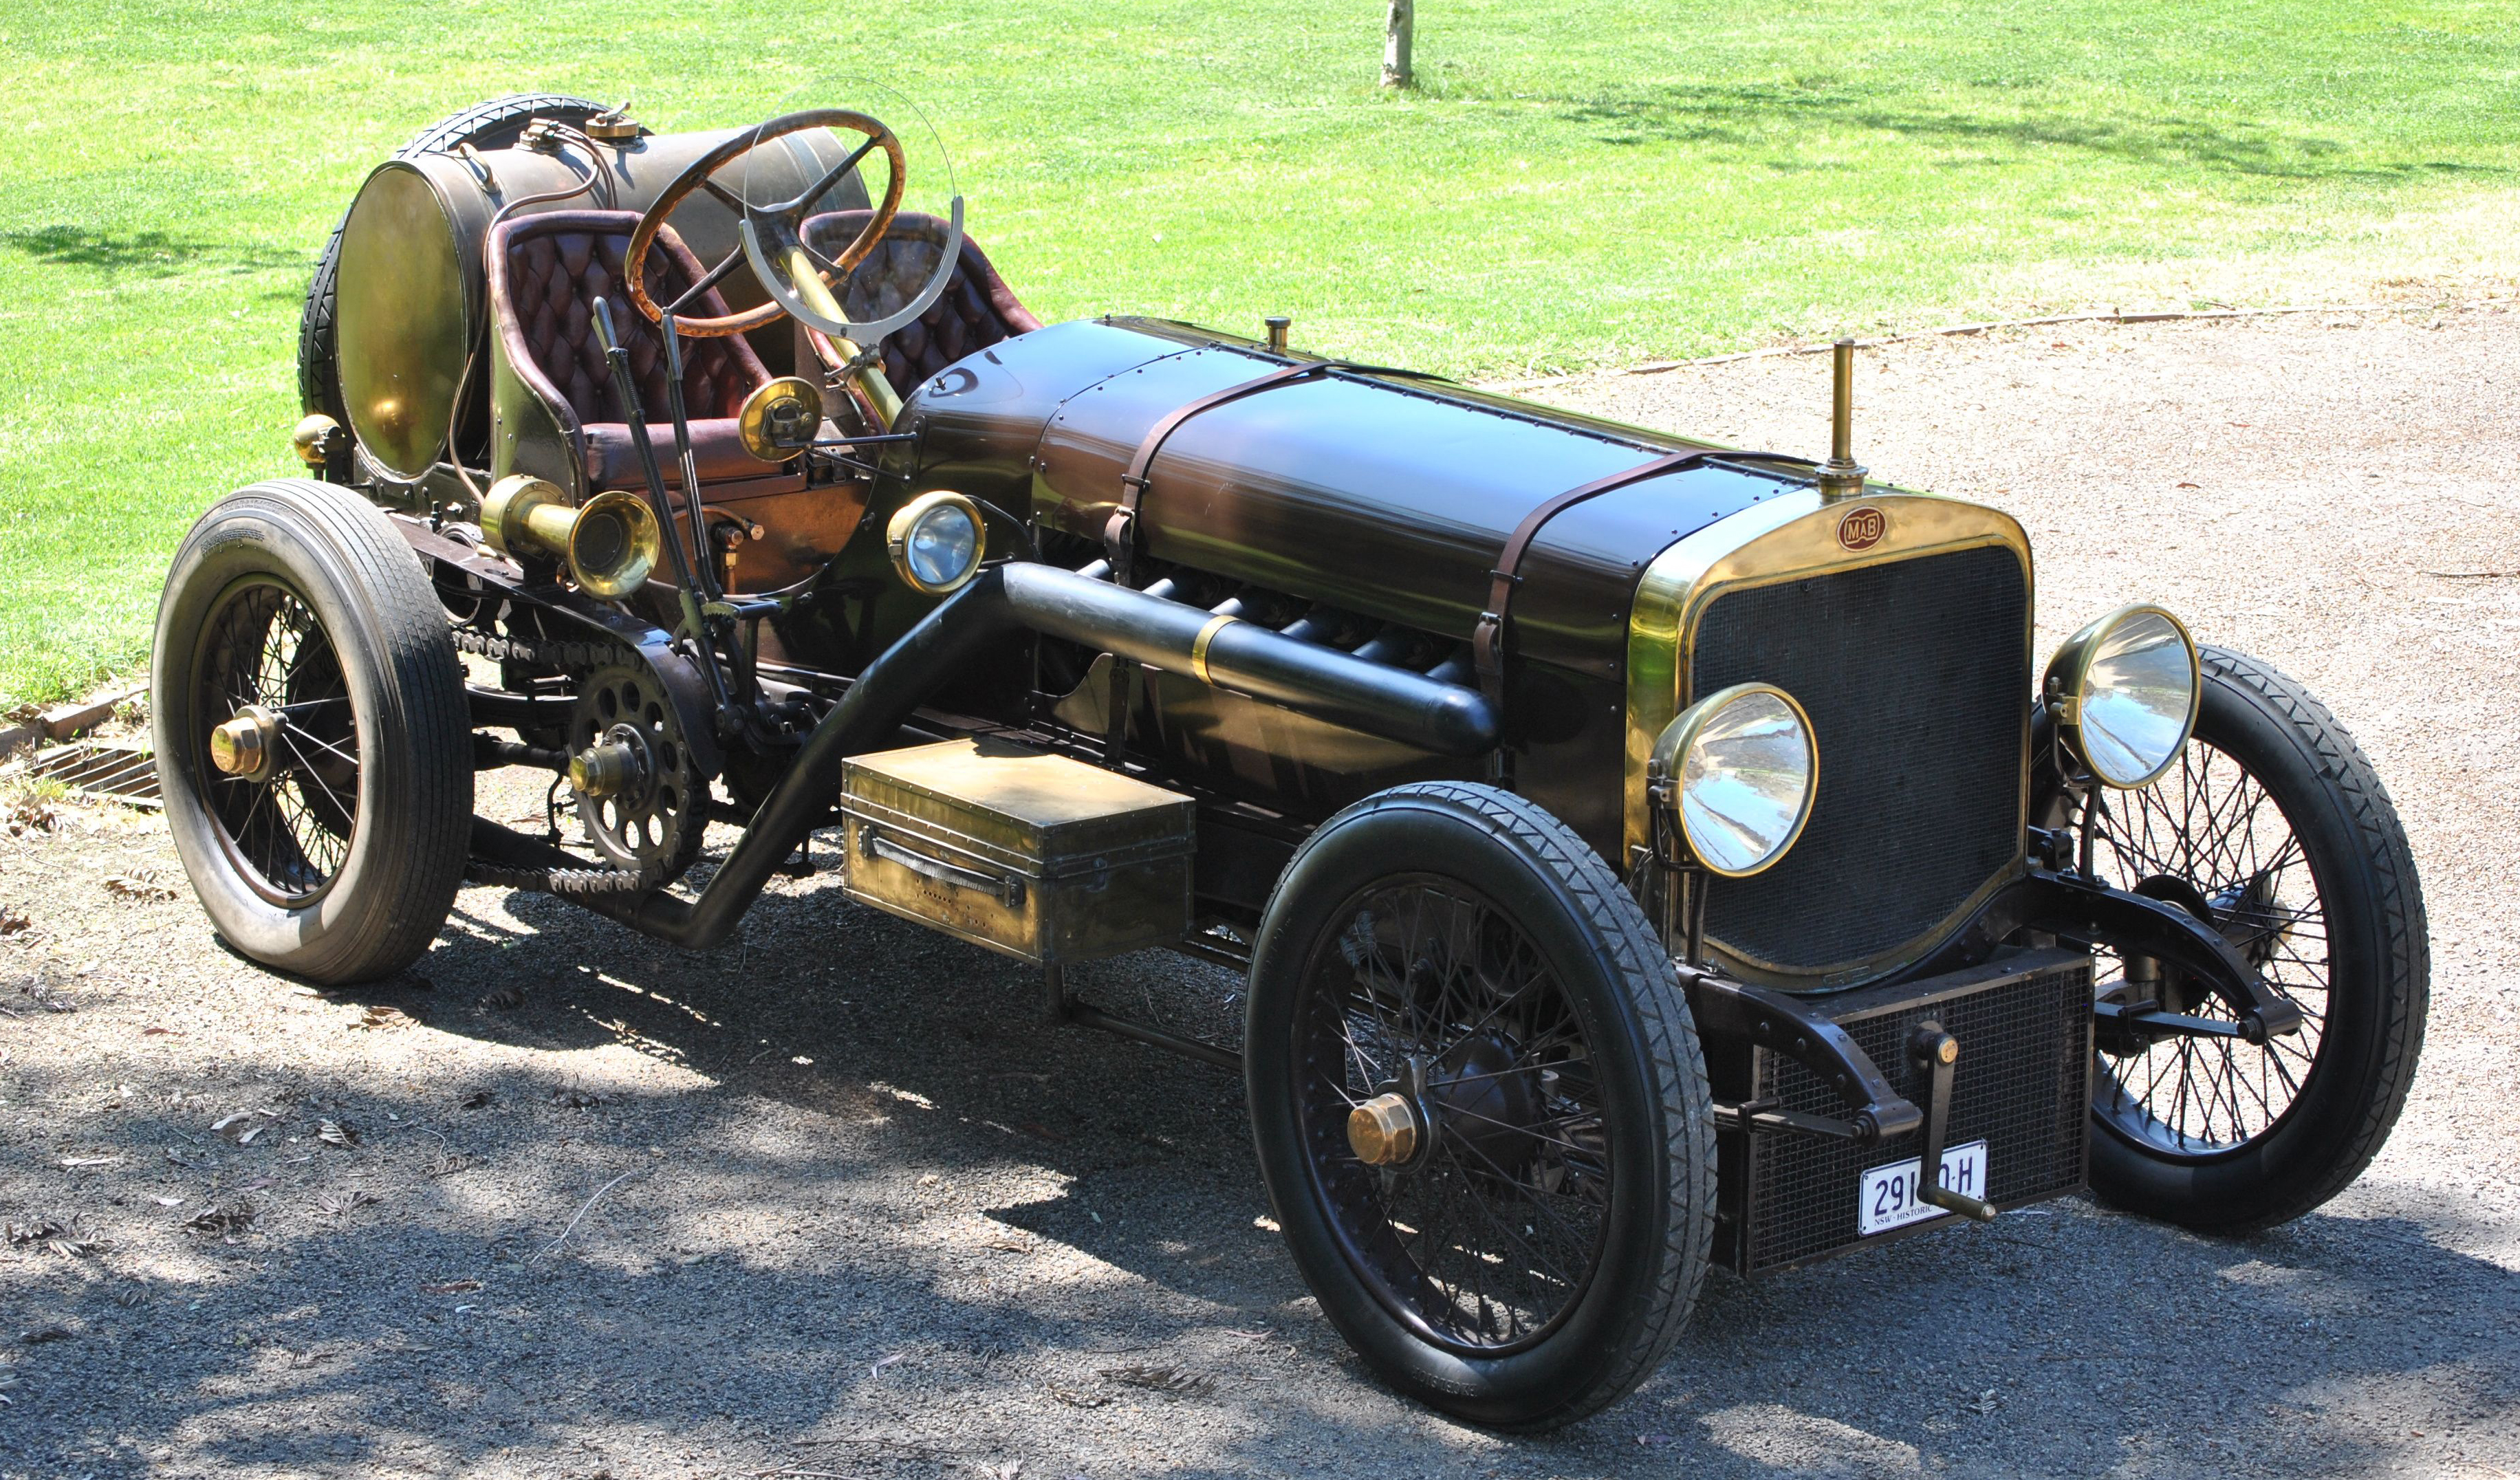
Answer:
xmin=737 ymin=376 xmax=825 ymax=463
xmin=1266 ymin=315 xmax=1291 ymax=354
xmin=1348 ymin=1092 xmax=1421 ymax=1166
xmin=208 ymin=705 xmax=280 ymax=783
xmin=1816 ymin=338 xmax=1869 ymax=500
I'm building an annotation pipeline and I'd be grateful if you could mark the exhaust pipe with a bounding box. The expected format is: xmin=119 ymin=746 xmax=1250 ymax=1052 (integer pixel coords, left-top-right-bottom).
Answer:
xmin=480 ymin=475 xmax=660 ymax=601
xmin=566 ymin=563 xmax=1501 ymax=950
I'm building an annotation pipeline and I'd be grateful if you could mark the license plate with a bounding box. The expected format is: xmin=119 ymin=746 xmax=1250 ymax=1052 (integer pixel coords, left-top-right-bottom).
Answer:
xmin=1858 ymin=1140 xmax=1989 ymax=1236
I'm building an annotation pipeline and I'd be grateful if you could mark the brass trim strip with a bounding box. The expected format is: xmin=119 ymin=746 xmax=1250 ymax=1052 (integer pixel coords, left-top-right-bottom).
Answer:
xmin=1190 ymin=613 xmax=1240 ymax=685
xmin=1625 ymin=488 xmax=2037 ymax=990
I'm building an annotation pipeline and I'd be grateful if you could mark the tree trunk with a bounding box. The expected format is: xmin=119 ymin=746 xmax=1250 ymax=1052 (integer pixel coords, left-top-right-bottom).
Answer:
xmin=1382 ymin=0 xmax=1414 ymax=89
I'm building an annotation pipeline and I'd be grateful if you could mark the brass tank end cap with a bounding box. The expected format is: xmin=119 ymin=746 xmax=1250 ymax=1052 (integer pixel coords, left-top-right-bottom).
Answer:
xmin=1347 ymin=1092 xmax=1421 ymax=1166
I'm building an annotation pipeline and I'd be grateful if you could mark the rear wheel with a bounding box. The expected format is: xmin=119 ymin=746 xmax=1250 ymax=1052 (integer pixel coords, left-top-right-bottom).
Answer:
xmin=1246 ymin=783 xmax=1713 ymax=1430
xmin=2082 ymin=646 xmax=2427 ymax=1229
xmin=153 ymin=479 xmax=472 ymax=983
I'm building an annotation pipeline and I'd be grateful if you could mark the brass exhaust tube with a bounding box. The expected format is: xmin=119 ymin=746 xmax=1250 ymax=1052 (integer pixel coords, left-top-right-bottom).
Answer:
xmin=480 ymin=476 xmax=660 ymax=600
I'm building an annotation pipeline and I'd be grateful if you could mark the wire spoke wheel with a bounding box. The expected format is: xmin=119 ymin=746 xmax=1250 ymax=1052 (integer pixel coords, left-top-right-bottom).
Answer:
xmin=155 ymin=479 xmax=472 ymax=986
xmin=1249 ymin=783 xmax=1713 ymax=1428
xmin=2085 ymin=737 xmax=2331 ymax=1157
xmin=2070 ymin=646 xmax=2424 ymax=1231
xmin=1298 ymin=875 xmax=1611 ymax=1353
xmin=193 ymin=577 xmax=362 ymax=904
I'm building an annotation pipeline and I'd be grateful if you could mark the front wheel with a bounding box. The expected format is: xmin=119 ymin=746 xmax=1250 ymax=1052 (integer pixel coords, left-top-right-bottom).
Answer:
xmin=1245 ymin=783 xmax=1714 ymax=1430
xmin=152 ymin=479 xmax=474 ymax=984
xmin=2081 ymin=646 xmax=2428 ymax=1230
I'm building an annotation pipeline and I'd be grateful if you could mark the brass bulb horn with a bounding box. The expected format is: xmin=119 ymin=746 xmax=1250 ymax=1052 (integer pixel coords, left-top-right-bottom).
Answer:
xmin=479 ymin=475 xmax=661 ymax=600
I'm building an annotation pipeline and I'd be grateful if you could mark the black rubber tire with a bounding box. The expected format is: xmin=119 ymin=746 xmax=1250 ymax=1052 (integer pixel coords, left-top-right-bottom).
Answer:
xmin=2087 ymin=646 xmax=2429 ymax=1230
xmin=1245 ymin=782 xmax=1715 ymax=1430
xmin=152 ymin=479 xmax=474 ymax=984
xmin=298 ymin=93 xmax=609 ymax=425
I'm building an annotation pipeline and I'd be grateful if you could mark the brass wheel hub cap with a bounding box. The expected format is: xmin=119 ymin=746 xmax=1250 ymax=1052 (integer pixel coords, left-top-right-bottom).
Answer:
xmin=1347 ymin=1091 xmax=1422 ymax=1166
xmin=208 ymin=704 xmax=281 ymax=783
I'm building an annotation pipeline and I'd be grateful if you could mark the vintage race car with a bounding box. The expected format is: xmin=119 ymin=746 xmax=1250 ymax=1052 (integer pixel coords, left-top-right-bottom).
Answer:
xmin=153 ymin=98 xmax=2429 ymax=1428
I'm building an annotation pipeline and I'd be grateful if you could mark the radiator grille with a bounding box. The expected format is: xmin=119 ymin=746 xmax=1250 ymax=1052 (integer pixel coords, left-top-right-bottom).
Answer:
xmin=1691 ymin=544 xmax=2029 ymax=978
xmin=1739 ymin=952 xmax=2092 ymax=1274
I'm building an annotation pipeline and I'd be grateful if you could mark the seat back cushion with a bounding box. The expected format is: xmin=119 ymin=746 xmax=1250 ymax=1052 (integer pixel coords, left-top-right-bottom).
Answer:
xmin=800 ymin=210 xmax=1042 ymax=389
xmin=488 ymin=209 xmax=769 ymax=430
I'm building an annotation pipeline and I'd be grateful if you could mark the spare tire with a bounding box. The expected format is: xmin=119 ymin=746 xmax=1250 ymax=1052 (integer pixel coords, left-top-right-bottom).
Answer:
xmin=297 ymin=93 xmax=609 ymax=428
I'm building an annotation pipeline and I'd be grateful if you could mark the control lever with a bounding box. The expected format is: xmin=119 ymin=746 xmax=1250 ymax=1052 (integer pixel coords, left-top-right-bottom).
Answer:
xmin=1907 ymin=1021 xmax=1997 ymax=1223
xmin=589 ymin=297 xmax=730 ymax=715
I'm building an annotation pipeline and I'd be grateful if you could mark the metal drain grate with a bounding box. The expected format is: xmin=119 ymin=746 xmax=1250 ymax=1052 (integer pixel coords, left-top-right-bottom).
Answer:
xmin=23 ymin=742 xmax=161 ymax=807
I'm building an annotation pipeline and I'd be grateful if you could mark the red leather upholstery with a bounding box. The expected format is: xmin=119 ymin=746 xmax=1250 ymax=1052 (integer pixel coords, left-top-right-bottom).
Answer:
xmin=582 ymin=419 xmax=767 ymax=488
xmin=486 ymin=210 xmax=772 ymax=486
xmin=800 ymin=211 xmax=1040 ymax=390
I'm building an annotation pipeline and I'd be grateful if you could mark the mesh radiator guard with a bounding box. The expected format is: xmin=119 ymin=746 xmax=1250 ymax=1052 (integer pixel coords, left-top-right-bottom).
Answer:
xmin=1728 ymin=948 xmax=2092 ymax=1275
xmin=1690 ymin=543 xmax=2030 ymax=980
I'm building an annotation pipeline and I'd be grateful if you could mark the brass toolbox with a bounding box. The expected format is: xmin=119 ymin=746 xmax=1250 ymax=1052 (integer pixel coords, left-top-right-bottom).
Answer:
xmin=838 ymin=738 xmax=1197 ymax=965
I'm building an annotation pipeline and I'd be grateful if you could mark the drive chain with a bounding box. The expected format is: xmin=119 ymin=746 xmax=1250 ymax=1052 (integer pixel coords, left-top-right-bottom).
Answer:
xmin=455 ymin=623 xmax=654 ymax=898
xmin=452 ymin=626 xmax=628 ymax=674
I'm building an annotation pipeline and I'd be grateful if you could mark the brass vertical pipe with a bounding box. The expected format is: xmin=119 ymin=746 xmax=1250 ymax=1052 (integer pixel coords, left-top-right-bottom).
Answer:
xmin=1817 ymin=336 xmax=1869 ymax=499
xmin=1830 ymin=339 xmax=1854 ymax=466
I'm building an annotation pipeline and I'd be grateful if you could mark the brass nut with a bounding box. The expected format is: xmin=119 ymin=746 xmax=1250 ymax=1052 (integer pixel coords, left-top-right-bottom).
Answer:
xmin=208 ymin=706 xmax=279 ymax=782
xmin=1347 ymin=1092 xmax=1420 ymax=1166
xmin=569 ymin=741 xmax=642 ymax=800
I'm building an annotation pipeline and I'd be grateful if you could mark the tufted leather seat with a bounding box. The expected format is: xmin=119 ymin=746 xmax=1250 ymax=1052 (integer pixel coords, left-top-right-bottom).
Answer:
xmin=486 ymin=210 xmax=775 ymax=489
xmin=799 ymin=211 xmax=1041 ymax=391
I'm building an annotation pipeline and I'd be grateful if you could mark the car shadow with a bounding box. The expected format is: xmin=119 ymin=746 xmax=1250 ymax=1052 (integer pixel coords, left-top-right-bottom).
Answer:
xmin=7 ymin=859 xmax=2510 ymax=1478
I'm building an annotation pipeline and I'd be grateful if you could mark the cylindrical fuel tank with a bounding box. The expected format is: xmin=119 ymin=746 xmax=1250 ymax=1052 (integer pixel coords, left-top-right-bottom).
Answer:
xmin=334 ymin=125 xmax=866 ymax=479
xmin=902 ymin=317 xmax=1812 ymax=686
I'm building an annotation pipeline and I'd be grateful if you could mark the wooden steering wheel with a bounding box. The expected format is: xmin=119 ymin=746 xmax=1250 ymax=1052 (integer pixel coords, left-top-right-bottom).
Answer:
xmin=622 ymin=108 xmax=907 ymax=339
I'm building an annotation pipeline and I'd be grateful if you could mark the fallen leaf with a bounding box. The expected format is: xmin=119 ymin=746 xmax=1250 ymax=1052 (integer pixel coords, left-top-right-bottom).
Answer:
xmin=870 ymin=1351 xmax=907 ymax=1377
xmin=479 ymin=983 xmax=525 ymax=1010
xmin=102 ymin=873 xmax=177 ymax=902
xmin=314 ymin=1187 xmax=381 ymax=1218
xmin=6 ymin=1215 xmax=102 ymax=1259
xmin=420 ymin=1279 xmax=481 ymax=1295
xmin=140 ymin=1025 xmax=177 ymax=1036
xmin=458 ymin=1089 xmax=493 ymax=1109
xmin=425 ymin=1149 xmax=472 ymax=1178
xmin=1046 ymin=1384 xmax=1110 ymax=1408
xmin=183 ymin=1199 xmax=256 ymax=1236
xmin=58 ymin=1155 xmax=120 ymax=1168
xmin=550 ymin=1086 xmax=601 ymax=1109
xmin=19 ymin=1325 xmax=72 ymax=1346
xmin=351 ymin=1004 xmax=406 ymax=1030
xmin=2175 ymin=481 xmax=2202 ymax=489
xmin=316 ymin=1120 xmax=358 ymax=1149
xmin=0 ymin=906 xmax=28 ymax=934
xmin=154 ymin=1195 xmax=184 ymax=1208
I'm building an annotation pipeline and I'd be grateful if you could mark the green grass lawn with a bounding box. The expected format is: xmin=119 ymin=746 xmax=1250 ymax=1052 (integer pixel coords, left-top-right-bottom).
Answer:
xmin=3 ymin=0 xmax=2517 ymax=704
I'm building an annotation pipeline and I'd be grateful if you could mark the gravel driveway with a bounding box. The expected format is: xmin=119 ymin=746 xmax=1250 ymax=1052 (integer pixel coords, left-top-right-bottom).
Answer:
xmin=3 ymin=307 xmax=2516 ymax=1479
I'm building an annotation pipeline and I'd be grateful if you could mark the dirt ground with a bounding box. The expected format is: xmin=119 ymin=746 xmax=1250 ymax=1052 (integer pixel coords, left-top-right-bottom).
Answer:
xmin=4 ymin=305 xmax=2517 ymax=1479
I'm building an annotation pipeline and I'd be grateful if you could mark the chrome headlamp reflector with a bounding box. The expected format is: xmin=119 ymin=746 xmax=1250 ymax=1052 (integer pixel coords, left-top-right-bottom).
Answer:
xmin=2045 ymin=603 xmax=2200 ymax=789
xmin=1650 ymin=682 xmax=1818 ymax=878
xmin=885 ymin=490 xmax=985 ymax=596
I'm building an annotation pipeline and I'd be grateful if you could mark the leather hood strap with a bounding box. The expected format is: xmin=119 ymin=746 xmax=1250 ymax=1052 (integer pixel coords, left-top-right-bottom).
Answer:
xmin=1102 ymin=361 xmax=1336 ymax=584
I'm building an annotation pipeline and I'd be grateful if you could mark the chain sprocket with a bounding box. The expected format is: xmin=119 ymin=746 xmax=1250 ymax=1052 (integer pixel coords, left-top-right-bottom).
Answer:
xmin=568 ymin=662 xmax=709 ymax=884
